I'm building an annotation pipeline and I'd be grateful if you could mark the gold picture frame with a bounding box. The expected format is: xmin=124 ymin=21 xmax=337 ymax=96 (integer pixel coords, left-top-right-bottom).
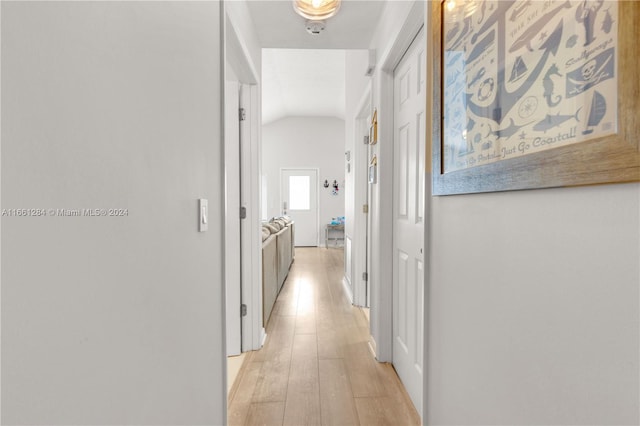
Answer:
xmin=432 ymin=0 xmax=639 ymax=195
xmin=369 ymin=109 xmax=378 ymax=145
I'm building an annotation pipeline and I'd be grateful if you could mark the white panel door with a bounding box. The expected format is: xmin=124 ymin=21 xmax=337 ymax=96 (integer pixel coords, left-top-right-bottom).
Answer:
xmin=393 ymin=27 xmax=426 ymax=416
xmin=281 ymin=169 xmax=318 ymax=246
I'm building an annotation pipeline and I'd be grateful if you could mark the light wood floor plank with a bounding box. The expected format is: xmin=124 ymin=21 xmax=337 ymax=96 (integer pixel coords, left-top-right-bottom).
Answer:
xmin=245 ymin=401 xmax=285 ymax=426
xmin=354 ymin=396 xmax=418 ymax=426
xmin=287 ymin=334 xmax=319 ymax=393
xmin=295 ymin=311 xmax=317 ymax=335
xmin=228 ymin=247 xmax=421 ymax=426
xmin=228 ymin=357 xmax=263 ymax=426
xmin=374 ymin=362 xmax=422 ymax=425
xmin=251 ymin=317 xmax=295 ymax=402
xmin=252 ymin=313 xmax=295 ymax=363
xmin=251 ymin=347 xmax=293 ymax=403
xmin=318 ymin=359 xmax=359 ymax=426
xmin=316 ymin=323 xmax=345 ymax=360
xmin=283 ymin=389 xmax=321 ymax=426
xmin=343 ymin=341 xmax=387 ymax=398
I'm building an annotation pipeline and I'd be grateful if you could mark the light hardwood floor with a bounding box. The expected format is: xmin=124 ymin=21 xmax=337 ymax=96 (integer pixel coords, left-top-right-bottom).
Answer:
xmin=228 ymin=248 xmax=421 ymax=426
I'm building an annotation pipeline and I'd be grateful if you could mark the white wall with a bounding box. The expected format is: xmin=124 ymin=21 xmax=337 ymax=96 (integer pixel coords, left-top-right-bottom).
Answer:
xmin=226 ymin=0 xmax=262 ymax=78
xmin=427 ymin=184 xmax=640 ymax=425
xmin=1 ymin=2 xmax=226 ymax=424
xmin=420 ymin=3 xmax=639 ymax=424
xmin=262 ymin=116 xmax=345 ymax=244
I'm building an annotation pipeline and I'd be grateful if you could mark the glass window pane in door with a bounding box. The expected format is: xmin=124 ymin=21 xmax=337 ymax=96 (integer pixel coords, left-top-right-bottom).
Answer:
xmin=289 ymin=175 xmax=310 ymax=210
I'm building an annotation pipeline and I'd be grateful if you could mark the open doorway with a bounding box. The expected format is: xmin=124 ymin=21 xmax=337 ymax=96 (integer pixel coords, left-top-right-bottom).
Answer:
xmin=223 ymin=12 xmax=263 ymax=400
xmin=261 ymin=49 xmax=347 ymax=252
xmin=349 ymin=83 xmax=372 ymax=311
xmin=224 ymin=1 xmax=429 ymax=422
xmin=260 ymin=48 xmax=374 ymax=316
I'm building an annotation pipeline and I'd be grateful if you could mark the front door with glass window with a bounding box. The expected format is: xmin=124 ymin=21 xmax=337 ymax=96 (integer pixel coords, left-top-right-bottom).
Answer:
xmin=281 ymin=169 xmax=318 ymax=246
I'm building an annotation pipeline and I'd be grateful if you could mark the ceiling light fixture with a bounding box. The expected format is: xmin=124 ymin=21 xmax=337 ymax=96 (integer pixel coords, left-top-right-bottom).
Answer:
xmin=293 ymin=0 xmax=341 ymax=21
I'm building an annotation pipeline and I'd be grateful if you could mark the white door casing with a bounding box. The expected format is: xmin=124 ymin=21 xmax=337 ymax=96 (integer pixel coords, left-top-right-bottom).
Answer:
xmin=225 ymin=1 xmax=265 ymax=374
xmin=392 ymin=27 xmax=426 ymax=415
xmin=355 ymin=86 xmax=372 ymax=308
xmin=281 ymin=169 xmax=319 ymax=247
xmin=224 ymin=80 xmax=241 ymax=356
xmin=345 ymin=84 xmax=372 ymax=308
xmin=239 ymin=83 xmax=264 ymax=352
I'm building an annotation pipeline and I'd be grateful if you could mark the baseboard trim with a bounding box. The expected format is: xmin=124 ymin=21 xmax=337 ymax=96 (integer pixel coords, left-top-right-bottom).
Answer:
xmin=342 ymin=276 xmax=353 ymax=304
xmin=368 ymin=335 xmax=378 ymax=360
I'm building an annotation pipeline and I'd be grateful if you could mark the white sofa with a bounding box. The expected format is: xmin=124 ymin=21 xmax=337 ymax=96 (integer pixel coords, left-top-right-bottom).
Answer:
xmin=261 ymin=218 xmax=295 ymax=326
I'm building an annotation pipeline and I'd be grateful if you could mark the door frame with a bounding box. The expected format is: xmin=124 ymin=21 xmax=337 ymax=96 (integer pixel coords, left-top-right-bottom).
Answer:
xmin=391 ymin=24 xmax=427 ymax=416
xmin=279 ymin=167 xmax=320 ymax=247
xmin=239 ymin=83 xmax=264 ymax=352
xmin=224 ymin=9 xmax=265 ymax=358
xmin=224 ymin=80 xmax=242 ymax=357
xmin=352 ymin=83 xmax=372 ymax=307
xmin=372 ymin=0 xmax=425 ymax=361
xmin=368 ymin=0 xmax=428 ymax=420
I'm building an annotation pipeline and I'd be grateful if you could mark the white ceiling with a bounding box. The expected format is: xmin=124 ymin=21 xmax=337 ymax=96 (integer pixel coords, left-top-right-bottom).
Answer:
xmin=245 ymin=1 xmax=386 ymax=124
xmin=262 ymin=49 xmax=346 ymax=124
xmin=246 ymin=0 xmax=386 ymax=49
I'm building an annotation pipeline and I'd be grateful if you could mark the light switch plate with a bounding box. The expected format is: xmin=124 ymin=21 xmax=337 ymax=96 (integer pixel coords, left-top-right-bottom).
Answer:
xmin=199 ymin=199 xmax=208 ymax=232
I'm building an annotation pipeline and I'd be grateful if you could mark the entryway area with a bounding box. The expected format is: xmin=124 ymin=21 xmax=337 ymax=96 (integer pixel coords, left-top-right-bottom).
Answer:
xmin=227 ymin=248 xmax=420 ymax=425
xmin=224 ymin=2 xmax=429 ymax=423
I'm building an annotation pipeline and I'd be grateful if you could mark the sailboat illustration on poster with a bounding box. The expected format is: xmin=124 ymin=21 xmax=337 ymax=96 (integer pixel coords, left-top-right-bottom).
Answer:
xmin=509 ymin=56 xmax=528 ymax=83
xmin=582 ymin=90 xmax=606 ymax=135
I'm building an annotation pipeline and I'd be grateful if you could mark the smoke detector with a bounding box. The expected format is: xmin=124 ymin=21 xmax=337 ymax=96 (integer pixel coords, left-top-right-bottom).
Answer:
xmin=305 ymin=20 xmax=326 ymax=35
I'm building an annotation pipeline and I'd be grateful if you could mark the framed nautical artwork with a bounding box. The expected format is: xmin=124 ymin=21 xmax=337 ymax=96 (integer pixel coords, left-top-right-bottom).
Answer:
xmin=432 ymin=0 xmax=640 ymax=195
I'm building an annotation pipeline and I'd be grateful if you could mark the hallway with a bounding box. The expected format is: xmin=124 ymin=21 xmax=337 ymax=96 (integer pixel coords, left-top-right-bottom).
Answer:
xmin=228 ymin=248 xmax=420 ymax=426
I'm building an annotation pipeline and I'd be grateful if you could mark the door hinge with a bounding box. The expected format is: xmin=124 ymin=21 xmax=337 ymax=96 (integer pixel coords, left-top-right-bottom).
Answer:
xmin=241 ymin=304 xmax=247 ymax=317
xmin=239 ymin=108 xmax=246 ymax=121
xmin=364 ymin=135 xmax=370 ymax=145
xmin=362 ymin=272 xmax=368 ymax=281
xmin=363 ymin=204 xmax=369 ymax=214
xmin=240 ymin=206 xmax=247 ymax=219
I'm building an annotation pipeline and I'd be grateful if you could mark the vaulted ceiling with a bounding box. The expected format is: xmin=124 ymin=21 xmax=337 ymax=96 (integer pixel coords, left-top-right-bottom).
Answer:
xmin=261 ymin=48 xmax=346 ymax=124
xmin=244 ymin=0 xmax=386 ymax=124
